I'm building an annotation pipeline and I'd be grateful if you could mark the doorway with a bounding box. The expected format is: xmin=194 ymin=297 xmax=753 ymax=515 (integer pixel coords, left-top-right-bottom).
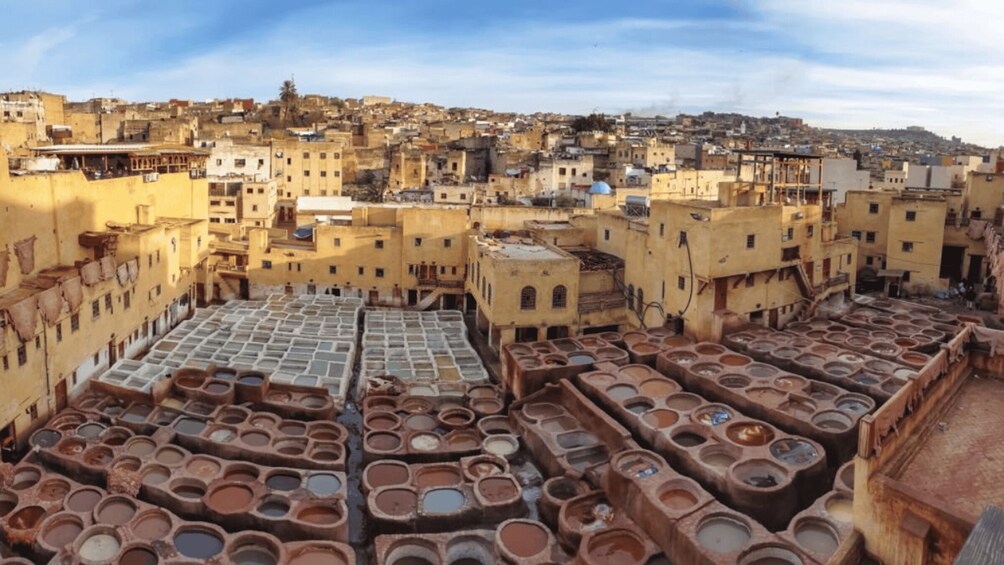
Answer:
xmin=515 ymin=326 xmax=539 ymax=342
xmin=940 ymin=246 xmax=965 ymax=281
xmin=968 ymin=255 xmax=984 ymax=285
xmin=408 ymin=289 xmax=418 ymax=306
xmin=368 ymin=290 xmax=380 ymax=305
xmin=55 ymin=379 xmax=68 ymax=412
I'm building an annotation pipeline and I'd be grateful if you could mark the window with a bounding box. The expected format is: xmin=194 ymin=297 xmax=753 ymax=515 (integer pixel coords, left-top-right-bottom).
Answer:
xmin=459 ymin=193 xmax=466 ymax=200
xmin=558 ymin=167 xmax=567 ymax=175
xmin=440 ymin=266 xmax=446 ymax=275
xmin=902 ymin=242 xmax=914 ymax=253
xmin=333 ymin=152 xmax=340 ymax=159
xmin=488 ymin=284 xmax=492 ymax=305
xmin=247 ymin=188 xmax=254 ymax=194
xmin=302 ymin=152 xmax=309 ymax=159
xmin=865 ymin=232 xmax=876 ymax=243
xmin=34 ymin=336 xmax=40 ymax=349
xmin=104 ymin=293 xmax=113 ymax=313
xmin=71 ymin=314 xmax=79 ymax=332
xmin=92 ymin=300 xmax=100 ymax=319
xmin=745 ymin=274 xmax=755 ymax=287
xmin=375 ymin=268 xmax=385 ymax=278
xmin=678 ymin=276 xmax=686 ymax=290
xmin=123 ymin=292 xmax=131 ymax=310
xmin=358 ymin=267 xmax=364 ymax=275
xmin=604 ymin=229 xmax=610 ymax=241
xmin=746 ymin=234 xmax=756 ymax=249
xmin=148 ymin=254 xmax=153 ymax=267
xmin=552 ymin=285 xmax=567 ymax=309
xmin=440 ymin=192 xmax=447 ymax=200
xmin=320 ymin=153 xmax=327 ymax=159
xmin=659 ymin=223 xmax=665 ymax=237
xmin=262 ymin=260 xmax=272 ymax=269
xmin=1 ymin=356 xmax=7 ymax=370
xmin=520 ymin=286 xmax=537 ymax=310
xmin=56 ymin=322 xmax=62 ymax=342
xmin=334 ymin=238 xmax=341 ymax=247
xmin=27 ymin=403 xmax=38 ymax=421
xmin=156 ymin=250 xmax=160 ymax=263
xmin=155 ymin=285 xmax=162 ymax=296
xmin=375 ymin=240 xmax=384 ymax=249
xmin=807 ymin=225 xmax=814 ymax=237
xmin=905 ymin=211 xmax=916 ymax=222
xmin=414 ymin=237 xmax=423 ymax=247
xmin=851 ymin=230 xmax=861 ymax=240
xmin=235 ymin=158 xmax=246 ymax=167
xmin=320 ymin=171 xmax=327 ymax=177
xmin=329 ymin=266 xmax=337 ymax=274
xmin=972 ymin=209 xmax=983 ymax=219
xmin=679 ymin=231 xmax=688 ymax=245
xmin=17 ymin=345 xmax=27 ymax=366
xmin=304 ymin=170 xmax=310 ymax=177
xmin=444 ymin=239 xmax=452 ymax=248
xmin=868 ymin=203 xmax=879 ymax=214
xmin=866 ymin=256 xmax=874 ymax=266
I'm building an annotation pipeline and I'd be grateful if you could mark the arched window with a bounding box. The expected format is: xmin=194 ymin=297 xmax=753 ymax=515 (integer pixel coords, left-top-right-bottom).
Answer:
xmin=552 ymin=285 xmax=567 ymax=309
xmin=520 ymin=286 xmax=537 ymax=310
xmin=627 ymin=284 xmax=635 ymax=310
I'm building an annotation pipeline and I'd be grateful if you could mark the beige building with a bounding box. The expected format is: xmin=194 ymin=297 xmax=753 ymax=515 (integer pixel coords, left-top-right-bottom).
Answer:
xmin=0 ymin=153 xmax=209 ymax=456
xmin=272 ymin=138 xmax=345 ymax=198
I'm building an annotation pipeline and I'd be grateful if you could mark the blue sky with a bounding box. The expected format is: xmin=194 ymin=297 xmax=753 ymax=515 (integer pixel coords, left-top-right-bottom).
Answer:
xmin=2 ymin=0 xmax=1002 ymax=146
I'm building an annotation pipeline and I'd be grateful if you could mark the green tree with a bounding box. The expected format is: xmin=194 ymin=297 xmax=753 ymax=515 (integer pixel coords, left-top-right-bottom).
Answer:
xmin=571 ymin=113 xmax=610 ymax=133
xmin=279 ymin=78 xmax=299 ymax=126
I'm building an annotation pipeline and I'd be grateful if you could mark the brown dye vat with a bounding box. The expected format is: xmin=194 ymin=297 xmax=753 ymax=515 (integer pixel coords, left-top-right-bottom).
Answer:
xmin=126 ymin=438 xmax=156 ymax=457
xmin=746 ymin=388 xmax=786 ymax=404
xmin=96 ymin=497 xmax=138 ymax=525
xmin=231 ymin=542 xmax=279 ymax=565
xmin=208 ymin=484 xmax=255 ymax=512
xmin=720 ymin=375 xmax=751 ymax=389
xmin=726 ymin=423 xmax=775 ymax=446
xmin=298 ymin=504 xmax=342 ymax=525
xmin=403 ymin=414 xmax=438 ymax=431
xmin=119 ymin=546 xmax=158 ymax=565
xmin=665 ymin=394 xmax=702 ymax=411
xmin=57 ymin=437 xmax=85 ymax=457
xmin=415 ymin=467 xmax=463 ymax=488
xmin=113 ymin=456 xmax=142 ymax=473
xmin=220 ymin=408 xmax=249 ymax=425
xmin=288 ymin=544 xmax=351 ymax=565
xmin=365 ymin=413 xmax=401 ymax=431
xmin=522 ymin=402 xmax=563 ymax=420
xmin=439 ymin=408 xmax=475 ymax=428
xmin=101 ymin=428 xmax=132 ymax=446
xmin=82 ymin=446 xmax=114 ymax=466
xmin=154 ymin=447 xmax=185 ymax=465
xmin=186 ymin=457 xmax=222 ymax=479
xmin=471 ymin=398 xmax=503 ymax=415
xmin=672 ymin=431 xmax=707 ymax=447
xmin=9 ymin=505 xmax=46 ymax=529
xmin=467 ymin=459 xmax=506 ymax=479
xmin=310 ymin=442 xmax=343 ymax=462
xmin=65 ymin=488 xmax=101 ymax=513
xmin=478 ymin=477 xmax=519 ymax=501
xmin=176 ymin=374 xmax=205 ymax=389
xmin=401 ymin=398 xmax=435 ymax=414
xmin=740 ymin=545 xmax=803 ymax=565
xmin=309 ymin=423 xmax=344 ymax=442
xmin=499 ymin=520 xmax=549 ymax=558
xmin=658 ymin=484 xmax=699 ymax=510
xmin=250 ymin=414 xmax=281 ymax=428
xmin=131 ymin=509 xmax=172 ymax=540
xmin=41 ymin=513 xmax=84 ymax=548
xmin=77 ymin=422 xmax=107 ymax=438
xmin=225 ymin=464 xmax=260 ymax=483
xmin=275 ymin=438 xmax=308 ymax=456
xmin=36 ymin=478 xmax=70 ymax=501
xmin=642 ymin=409 xmax=679 ymax=429
xmin=368 ymin=432 xmax=403 ymax=452
xmin=699 ymin=446 xmax=738 ymax=472
xmin=204 ymin=382 xmax=231 ymax=394
xmin=172 ymin=480 xmax=207 ymax=500
xmin=241 ymin=430 xmax=272 ymax=447
xmin=174 ymin=417 xmax=207 ymax=435
xmin=366 ymin=463 xmax=411 ymax=489
xmin=587 ymin=530 xmax=646 ymax=563
xmin=375 ymin=489 xmax=418 ymax=516
xmin=639 ymin=379 xmax=677 ymax=396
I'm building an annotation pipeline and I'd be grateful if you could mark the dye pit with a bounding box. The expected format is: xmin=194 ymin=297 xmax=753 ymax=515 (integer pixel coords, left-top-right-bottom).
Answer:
xmin=0 ymin=295 xmax=976 ymax=564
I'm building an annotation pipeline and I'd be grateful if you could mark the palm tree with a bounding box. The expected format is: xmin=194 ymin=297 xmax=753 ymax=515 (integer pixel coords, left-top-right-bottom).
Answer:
xmin=279 ymin=78 xmax=299 ymax=126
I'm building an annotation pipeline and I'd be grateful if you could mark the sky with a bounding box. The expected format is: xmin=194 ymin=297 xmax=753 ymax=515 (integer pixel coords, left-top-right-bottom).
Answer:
xmin=2 ymin=0 xmax=1002 ymax=146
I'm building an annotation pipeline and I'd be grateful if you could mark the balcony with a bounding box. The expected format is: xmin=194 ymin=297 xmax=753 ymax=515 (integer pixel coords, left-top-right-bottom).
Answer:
xmin=418 ymin=278 xmax=464 ymax=289
xmin=781 ymin=245 xmax=801 ymax=262
xmin=216 ymin=263 xmax=247 ymax=277
xmin=578 ymin=291 xmax=626 ymax=314
xmin=826 ymin=272 xmax=850 ymax=288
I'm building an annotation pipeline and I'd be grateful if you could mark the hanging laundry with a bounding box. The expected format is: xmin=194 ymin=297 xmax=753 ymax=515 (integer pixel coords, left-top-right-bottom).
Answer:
xmin=61 ymin=276 xmax=83 ymax=313
xmin=80 ymin=261 xmax=102 ymax=286
xmin=37 ymin=286 xmax=63 ymax=326
xmin=13 ymin=236 xmax=37 ymax=275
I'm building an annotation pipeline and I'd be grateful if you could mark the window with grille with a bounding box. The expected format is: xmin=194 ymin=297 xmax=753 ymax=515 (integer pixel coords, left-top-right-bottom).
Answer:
xmin=552 ymin=285 xmax=567 ymax=309
xmin=520 ymin=286 xmax=537 ymax=310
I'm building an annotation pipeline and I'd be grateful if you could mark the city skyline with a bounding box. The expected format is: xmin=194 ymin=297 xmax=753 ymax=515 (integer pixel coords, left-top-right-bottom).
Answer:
xmin=2 ymin=0 xmax=1002 ymax=145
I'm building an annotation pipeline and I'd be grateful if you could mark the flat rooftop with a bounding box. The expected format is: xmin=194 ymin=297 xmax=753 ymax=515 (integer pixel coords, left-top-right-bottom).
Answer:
xmin=896 ymin=372 xmax=1004 ymax=519
xmin=476 ymin=236 xmax=567 ymax=261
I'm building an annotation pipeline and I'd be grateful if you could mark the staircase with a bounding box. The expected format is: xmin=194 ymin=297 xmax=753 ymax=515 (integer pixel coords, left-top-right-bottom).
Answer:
xmin=793 ymin=263 xmax=816 ymax=300
xmin=412 ymin=288 xmax=446 ymax=311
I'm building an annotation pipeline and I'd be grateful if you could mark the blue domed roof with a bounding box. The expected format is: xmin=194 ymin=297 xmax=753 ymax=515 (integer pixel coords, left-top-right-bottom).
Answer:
xmin=588 ymin=181 xmax=613 ymax=195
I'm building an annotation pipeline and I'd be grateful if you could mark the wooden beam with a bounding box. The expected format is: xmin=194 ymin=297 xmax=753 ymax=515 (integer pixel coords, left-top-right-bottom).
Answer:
xmin=697 ymin=280 xmax=709 ymax=296
xmin=764 ymin=269 xmax=778 ymax=284
xmin=732 ymin=275 xmax=745 ymax=289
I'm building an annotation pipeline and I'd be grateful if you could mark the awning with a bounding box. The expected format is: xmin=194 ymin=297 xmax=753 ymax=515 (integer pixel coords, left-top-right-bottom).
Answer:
xmin=877 ymin=269 xmax=906 ymax=279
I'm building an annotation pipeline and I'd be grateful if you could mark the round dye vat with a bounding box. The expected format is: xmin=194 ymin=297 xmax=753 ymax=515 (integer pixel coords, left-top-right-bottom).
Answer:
xmin=672 ymin=431 xmax=707 ymax=448
xmin=409 ymin=433 xmax=442 ymax=452
xmin=76 ymin=422 xmax=107 ymax=439
xmin=483 ymin=436 xmax=518 ymax=458
xmin=30 ymin=429 xmax=62 ymax=448
xmin=367 ymin=432 xmax=402 ymax=452
xmin=288 ymin=544 xmax=351 ymax=565
xmin=301 ymin=395 xmax=328 ymax=409
xmin=204 ymin=382 xmax=230 ymax=394
xmin=155 ymin=447 xmax=185 ymax=465
xmin=306 ymin=473 xmax=342 ymax=496
xmin=639 ymin=379 xmax=677 ymax=397
xmin=478 ymin=477 xmax=518 ymax=502
xmin=587 ymin=530 xmax=646 ymax=562
xmin=275 ymin=439 xmax=308 ymax=456
xmin=826 ymin=495 xmax=853 ymax=523
xmin=132 ymin=510 xmax=172 ymax=540
xmin=625 ymin=399 xmax=655 ymax=415
xmin=172 ymin=480 xmax=207 ymax=500
xmin=739 ymin=545 xmax=804 ymax=565
xmin=499 ymin=520 xmax=549 ymax=558
xmin=0 ymin=493 xmax=17 ymax=517
xmin=568 ymin=353 xmax=596 ymax=365
xmin=726 ymin=423 xmax=775 ymax=446
xmin=778 ymin=399 xmax=817 ymax=419
xmin=232 ymin=544 xmax=278 ymax=565
xmin=209 ymin=427 xmax=237 ymax=444
xmin=665 ymin=352 xmax=698 ymax=365
xmin=37 ymin=478 xmax=70 ymax=502
xmin=214 ymin=369 xmax=237 ymax=381
xmin=467 ymin=459 xmax=506 ymax=479
xmin=309 ymin=424 xmax=343 ymax=442
xmin=279 ymin=421 xmax=308 ymax=436
xmin=119 ymin=546 xmax=158 ymax=565
xmin=415 ymin=467 xmax=462 ymax=488
xmin=9 ymin=506 xmax=46 ymax=531
xmin=665 ymin=394 xmax=702 ymax=411
xmin=82 ymin=446 xmax=114 ymax=466
xmin=746 ymin=364 xmax=778 ymax=379
xmin=836 ymin=397 xmax=872 ymax=415
xmin=733 ymin=460 xmax=788 ymax=489
xmin=297 ymin=504 xmax=342 ymax=525
xmin=439 ymin=408 xmax=475 ymax=428
xmin=126 ymin=438 xmax=156 ymax=457
xmin=366 ymin=463 xmax=411 ymax=489
xmin=238 ymin=374 xmax=265 ymax=386
xmin=812 ymin=411 xmax=853 ymax=431
xmin=659 ymin=484 xmax=699 ymax=510
xmin=642 ymin=409 xmax=679 ymax=429
xmin=746 ymin=388 xmax=787 ymax=405
xmin=375 ymin=489 xmax=418 ymax=516
xmin=773 ymin=376 xmax=807 ymax=390
xmin=96 ymin=497 xmax=137 ymax=525
xmin=220 ymin=409 xmax=249 ymax=425
xmin=720 ymin=375 xmax=751 ymax=389
xmin=692 ymin=363 xmax=724 ymax=377
xmin=403 ymin=414 xmax=438 ymax=432
xmin=173 ymin=417 xmax=207 ymax=435
xmin=257 ymin=497 xmax=291 ymax=517
xmin=769 ymin=439 xmax=819 ymax=466
xmin=266 ymin=473 xmax=301 ymax=491
xmin=78 ymin=533 xmax=121 ymax=562
xmin=696 ymin=515 xmax=752 ymax=553
xmin=41 ymin=513 xmax=83 ymax=548
xmin=808 ymin=384 xmax=839 ymax=401
xmin=700 ymin=447 xmax=738 ymax=472
xmin=186 ymin=457 xmax=222 ymax=479
xmin=65 ymin=487 xmax=101 ymax=513
xmin=695 ymin=406 xmax=733 ymax=427
xmin=240 ymin=431 xmax=272 ymax=447
xmin=141 ymin=466 xmax=170 ymax=486
xmin=794 ymin=519 xmax=839 ymax=555
xmin=209 ymin=484 xmax=255 ymax=512
xmin=11 ymin=468 xmax=40 ymax=490
xmin=174 ymin=529 xmax=224 ymax=559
